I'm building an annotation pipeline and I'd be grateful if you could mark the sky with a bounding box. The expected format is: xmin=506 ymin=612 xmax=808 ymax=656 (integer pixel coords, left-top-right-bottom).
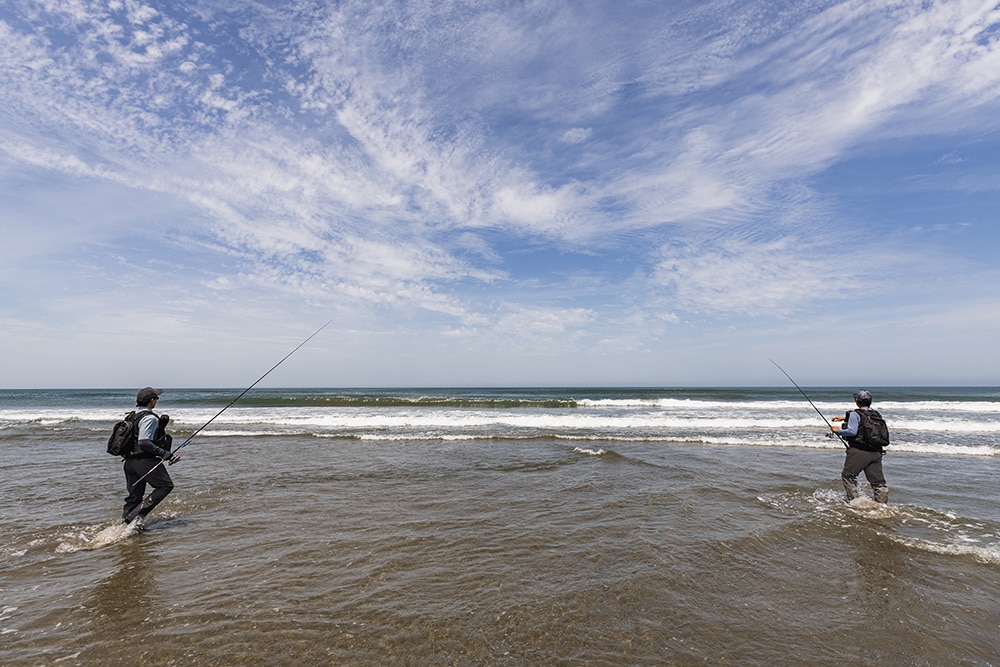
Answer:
xmin=1 ymin=0 xmax=999 ymax=389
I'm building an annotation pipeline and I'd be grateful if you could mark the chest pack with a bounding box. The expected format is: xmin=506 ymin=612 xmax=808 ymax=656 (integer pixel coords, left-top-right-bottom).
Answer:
xmin=847 ymin=408 xmax=890 ymax=451
xmin=107 ymin=410 xmax=153 ymax=457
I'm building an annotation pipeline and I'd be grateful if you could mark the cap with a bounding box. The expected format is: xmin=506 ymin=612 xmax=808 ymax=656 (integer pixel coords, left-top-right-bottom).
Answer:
xmin=853 ymin=389 xmax=872 ymax=405
xmin=136 ymin=387 xmax=163 ymax=405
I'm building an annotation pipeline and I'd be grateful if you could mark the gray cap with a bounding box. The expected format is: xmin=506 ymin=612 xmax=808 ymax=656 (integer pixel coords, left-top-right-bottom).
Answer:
xmin=136 ymin=387 xmax=163 ymax=405
xmin=853 ymin=389 xmax=872 ymax=404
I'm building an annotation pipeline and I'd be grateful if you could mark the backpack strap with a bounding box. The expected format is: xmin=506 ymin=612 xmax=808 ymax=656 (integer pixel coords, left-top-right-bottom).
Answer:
xmin=124 ymin=409 xmax=158 ymax=458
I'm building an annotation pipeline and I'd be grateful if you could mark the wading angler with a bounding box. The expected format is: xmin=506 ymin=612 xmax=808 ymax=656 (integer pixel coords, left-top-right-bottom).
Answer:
xmin=831 ymin=390 xmax=890 ymax=503
xmin=105 ymin=323 xmax=331 ymax=527
xmin=113 ymin=387 xmax=180 ymax=527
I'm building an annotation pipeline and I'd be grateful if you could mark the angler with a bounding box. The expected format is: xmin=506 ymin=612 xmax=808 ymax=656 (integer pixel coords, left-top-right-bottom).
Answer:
xmin=120 ymin=387 xmax=181 ymax=526
xmin=115 ymin=321 xmax=331 ymax=523
xmin=831 ymin=389 xmax=890 ymax=503
xmin=771 ymin=361 xmax=891 ymax=504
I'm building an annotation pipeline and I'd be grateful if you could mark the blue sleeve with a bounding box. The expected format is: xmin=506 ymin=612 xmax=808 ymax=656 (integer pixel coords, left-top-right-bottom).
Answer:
xmin=839 ymin=410 xmax=861 ymax=437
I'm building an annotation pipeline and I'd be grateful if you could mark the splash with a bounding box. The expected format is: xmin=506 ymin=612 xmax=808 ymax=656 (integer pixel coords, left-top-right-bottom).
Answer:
xmin=845 ymin=497 xmax=898 ymax=520
xmin=758 ymin=489 xmax=1000 ymax=564
xmin=55 ymin=521 xmax=140 ymax=553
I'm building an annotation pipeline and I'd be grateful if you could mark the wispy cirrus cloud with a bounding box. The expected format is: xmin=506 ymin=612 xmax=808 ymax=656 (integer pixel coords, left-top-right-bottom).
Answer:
xmin=1 ymin=0 xmax=999 ymax=385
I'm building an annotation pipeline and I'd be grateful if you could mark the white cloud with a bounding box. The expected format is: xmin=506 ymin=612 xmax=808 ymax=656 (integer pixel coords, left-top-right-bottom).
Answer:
xmin=1 ymin=0 xmax=999 ymax=385
xmin=442 ymin=303 xmax=598 ymax=346
xmin=560 ymin=128 xmax=591 ymax=144
xmin=652 ymin=237 xmax=859 ymax=316
xmin=492 ymin=183 xmax=583 ymax=235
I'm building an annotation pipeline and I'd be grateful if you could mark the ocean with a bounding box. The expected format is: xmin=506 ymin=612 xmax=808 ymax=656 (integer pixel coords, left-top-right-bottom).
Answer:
xmin=1 ymin=386 xmax=998 ymax=665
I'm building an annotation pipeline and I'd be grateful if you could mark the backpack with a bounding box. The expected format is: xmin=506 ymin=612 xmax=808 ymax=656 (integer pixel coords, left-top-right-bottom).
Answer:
xmin=107 ymin=410 xmax=152 ymax=457
xmin=849 ymin=408 xmax=890 ymax=451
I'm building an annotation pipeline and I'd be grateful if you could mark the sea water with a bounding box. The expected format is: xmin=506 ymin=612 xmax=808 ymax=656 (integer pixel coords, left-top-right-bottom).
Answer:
xmin=1 ymin=387 xmax=998 ymax=665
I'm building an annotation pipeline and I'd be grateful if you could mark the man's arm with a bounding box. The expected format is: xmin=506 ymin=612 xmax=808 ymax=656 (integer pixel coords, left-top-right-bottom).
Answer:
xmin=836 ymin=410 xmax=861 ymax=437
xmin=136 ymin=413 xmax=172 ymax=458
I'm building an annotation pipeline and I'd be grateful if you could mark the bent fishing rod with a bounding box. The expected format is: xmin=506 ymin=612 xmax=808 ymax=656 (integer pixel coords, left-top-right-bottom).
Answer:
xmin=129 ymin=321 xmax=332 ymax=488
xmin=769 ymin=359 xmax=847 ymax=447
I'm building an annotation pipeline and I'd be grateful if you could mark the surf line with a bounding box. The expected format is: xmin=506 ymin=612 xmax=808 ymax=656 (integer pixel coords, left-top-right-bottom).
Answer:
xmin=129 ymin=321 xmax=332 ymax=489
xmin=769 ymin=359 xmax=847 ymax=448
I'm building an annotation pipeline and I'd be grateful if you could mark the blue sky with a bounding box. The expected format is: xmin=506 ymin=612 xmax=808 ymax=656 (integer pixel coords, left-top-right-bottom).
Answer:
xmin=1 ymin=0 xmax=998 ymax=388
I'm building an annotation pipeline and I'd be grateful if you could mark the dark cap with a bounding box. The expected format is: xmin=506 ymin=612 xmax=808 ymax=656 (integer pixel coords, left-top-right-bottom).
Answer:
xmin=136 ymin=387 xmax=163 ymax=405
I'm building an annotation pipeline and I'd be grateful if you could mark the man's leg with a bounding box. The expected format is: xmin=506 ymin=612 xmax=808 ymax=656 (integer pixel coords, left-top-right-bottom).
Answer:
xmin=122 ymin=458 xmax=172 ymax=522
xmin=863 ymin=455 xmax=889 ymax=503
xmin=122 ymin=459 xmax=147 ymax=520
xmin=138 ymin=464 xmax=174 ymax=518
xmin=841 ymin=448 xmax=868 ymax=501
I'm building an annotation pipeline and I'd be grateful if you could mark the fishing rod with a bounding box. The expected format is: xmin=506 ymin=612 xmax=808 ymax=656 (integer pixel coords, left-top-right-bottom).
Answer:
xmin=129 ymin=321 xmax=332 ymax=488
xmin=769 ymin=359 xmax=847 ymax=447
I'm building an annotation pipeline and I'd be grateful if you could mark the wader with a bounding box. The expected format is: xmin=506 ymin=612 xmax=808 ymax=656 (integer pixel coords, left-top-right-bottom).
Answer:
xmin=841 ymin=447 xmax=888 ymax=503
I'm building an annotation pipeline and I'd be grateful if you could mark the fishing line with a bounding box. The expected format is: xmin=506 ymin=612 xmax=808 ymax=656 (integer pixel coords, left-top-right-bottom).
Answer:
xmin=769 ymin=359 xmax=847 ymax=447
xmin=129 ymin=321 xmax=332 ymax=489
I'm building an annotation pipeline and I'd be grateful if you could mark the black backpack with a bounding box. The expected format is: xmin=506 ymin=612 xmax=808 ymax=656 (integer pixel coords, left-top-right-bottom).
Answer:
xmin=850 ymin=408 xmax=890 ymax=451
xmin=107 ymin=410 xmax=152 ymax=457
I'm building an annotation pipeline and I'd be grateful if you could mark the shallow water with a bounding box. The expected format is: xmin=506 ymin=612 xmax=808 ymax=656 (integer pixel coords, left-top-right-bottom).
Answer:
xmin=2 ymin=388 xmax=999 ymax=665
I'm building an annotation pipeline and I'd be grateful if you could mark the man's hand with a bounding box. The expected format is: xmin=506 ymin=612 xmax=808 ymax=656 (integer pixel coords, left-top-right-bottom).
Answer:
xmin=162 ymin=453 xmax=181 ymax=465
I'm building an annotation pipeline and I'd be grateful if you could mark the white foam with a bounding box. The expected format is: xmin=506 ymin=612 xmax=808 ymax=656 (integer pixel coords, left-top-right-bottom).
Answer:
xmin=811 ymin=488 xmax=844 ymax=502
xmin=889 ymin=535 xmax=1000 ymax=564
xmin=55 ymin=522 xmax=138 ymax=553
xmin=899 ymin=420 xmax=1000 ymax=433
xmin=4 ymin=393 xmax=997 ymax=459
xmin=845 ymin=497 xmax=897 ymax=520
xmin=53 ymin=652 xmax=83 ymax=663
xmin=878 ymin=400 xmax=1000 ymax=414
